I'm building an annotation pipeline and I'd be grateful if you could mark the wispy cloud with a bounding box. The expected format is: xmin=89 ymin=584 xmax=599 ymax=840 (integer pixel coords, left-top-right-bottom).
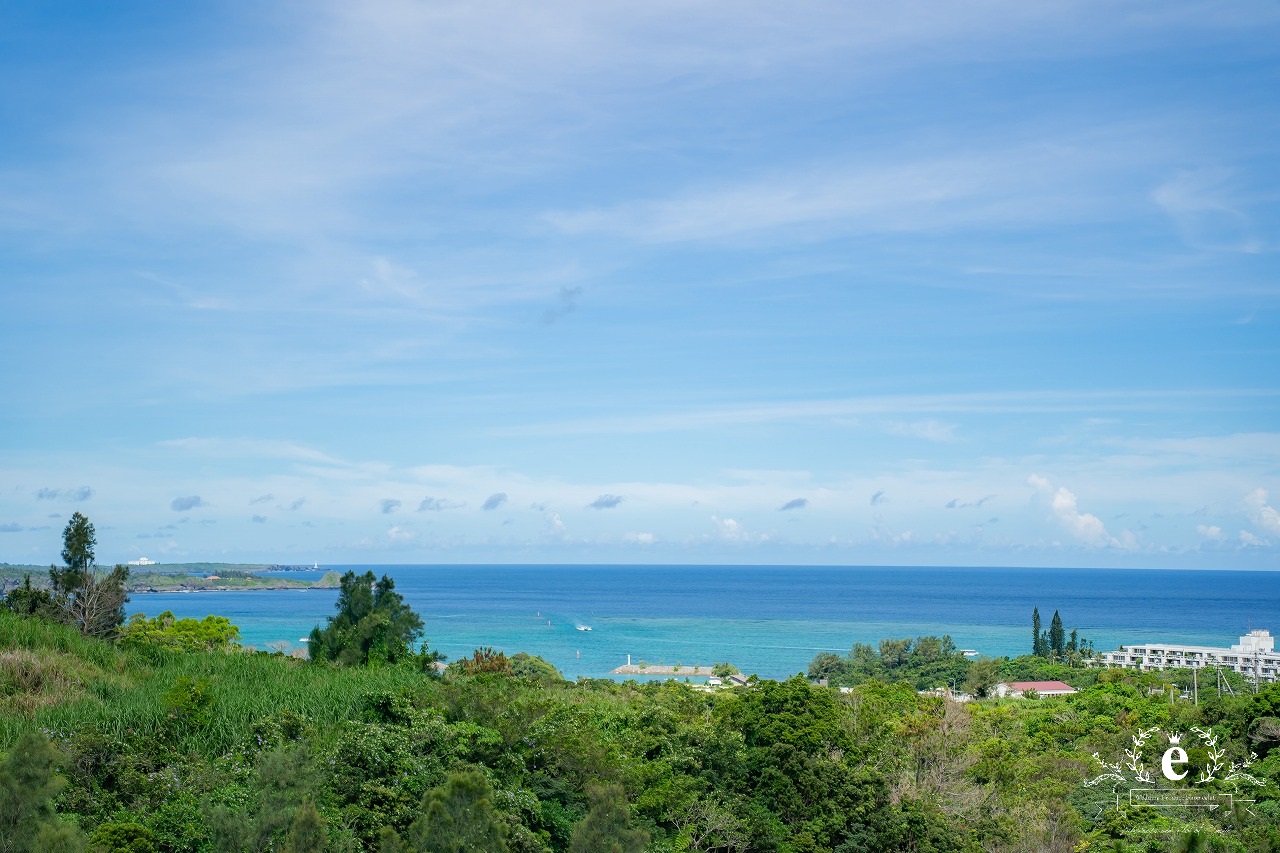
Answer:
xmin=379 ymin=499 xmax=401 ymax=514
xmin=587 ymin=494 xmax=624 ymax=510
xmin=160 ymin=438 xmax=347 ymax=466
xmin=250 ymin=493 xmax=274 ymax=505
xmin=779 ymin=498 xmax=808 ymax=511
xmin=946 ymin=495 xmax=994 ymax=509
xmin=542 ymin=286 xmax=582 ymax=325
xmin=418 ymin=496 xmax=463 ymax=512
xmin=886 ymin=419 xmax=957 ymax=442
xmin=495 ymin=390 xmax=1276 ymax=437
xmin=35 ymin=486 xmax=94 ymax=501
xmin=545 ymin=136 xmax=1157 ymax=245
xmin=482 ymin=492 xmax=508 ymax=511
xmin=1152 ymin=168 xmax=1264 ymax=253
xmin=870 ymin=490 xmax=887 ymax=506
xmin=171 ymin=495 xmax=208 ymax=512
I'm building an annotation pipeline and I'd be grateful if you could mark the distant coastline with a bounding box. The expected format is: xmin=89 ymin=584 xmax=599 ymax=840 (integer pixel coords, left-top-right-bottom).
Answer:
xmin=0 ymin=563 xmax=339 ymax=594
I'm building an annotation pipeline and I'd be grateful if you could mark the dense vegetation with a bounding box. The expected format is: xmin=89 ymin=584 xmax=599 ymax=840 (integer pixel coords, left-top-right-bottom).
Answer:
xmin=1 ymin=518 xmax=1278 ymax=851
xmin=0 ymin=604 xmax=1278 ymax=851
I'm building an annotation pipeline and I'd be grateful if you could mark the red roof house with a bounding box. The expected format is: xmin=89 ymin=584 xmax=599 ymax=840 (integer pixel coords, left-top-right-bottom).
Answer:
xmin=995 ymin=680 xmax=1077 ymax=698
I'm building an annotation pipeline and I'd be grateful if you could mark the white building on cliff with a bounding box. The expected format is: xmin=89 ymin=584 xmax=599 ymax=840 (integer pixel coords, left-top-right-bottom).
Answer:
xmin=1097 ymin=629 xmax=1278 ymax=685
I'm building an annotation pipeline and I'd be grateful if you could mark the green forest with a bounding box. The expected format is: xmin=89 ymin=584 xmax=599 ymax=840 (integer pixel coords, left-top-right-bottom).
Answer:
xmin=1 ymin=517 xmax=1279 ymax=852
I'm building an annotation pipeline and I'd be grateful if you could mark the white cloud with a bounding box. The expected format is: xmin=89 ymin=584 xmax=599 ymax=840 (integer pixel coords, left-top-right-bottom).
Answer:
xmin=1244 ymin=488 xmax=1280 ymax=535
xmin=1031 ymin=474 xmax=1121 ymax=547
xmin=1195 ymin=524 xmax=1223 ymax=540
xmin=1050 ymin=486 xmax=1111 ymax=546
xmin=1239 ymin=529 xmax=1266 ymax=547
xmin=387 ymin=525 xmax=418 ymax=544
xmin=623 ymin=531 xmax=655 ymax=545
xmin=710 ymin=516 xmax=769 ymax=544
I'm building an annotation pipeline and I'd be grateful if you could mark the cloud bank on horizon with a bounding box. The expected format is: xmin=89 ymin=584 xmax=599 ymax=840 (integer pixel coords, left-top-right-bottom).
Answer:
xmin=1 ymin=1 xmax=1278 ymax=567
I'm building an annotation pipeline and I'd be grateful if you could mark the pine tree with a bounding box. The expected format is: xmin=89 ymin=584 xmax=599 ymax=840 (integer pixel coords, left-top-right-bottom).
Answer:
xmin=2 ymin=574 xmax=56 ymax=619
xmin=54 ymin=512 xmax=95 ymax=592
xmin=47 ymin=514 xmax=130 ymax=638
xmin=1049 ymin=610 xmax=1065 ymax=658
xmin=404 ymin=770 xmax=508 ymax=853
xmin=0 ymin=731 xmax=85 ymax=853
xmin=308 ymin=571 xmax=424 ymax=666
xmin=569 ymin=783 xmax=649 ymax=853
xmin=283 ymin=800 xmax=327 ymax=853
xmin=1032 ymin=607 xmax=1044 ymax=657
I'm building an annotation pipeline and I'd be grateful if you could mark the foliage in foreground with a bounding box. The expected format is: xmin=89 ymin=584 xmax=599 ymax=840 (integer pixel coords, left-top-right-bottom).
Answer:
xmin=1 ymin=610 xmax=1279 ymax=852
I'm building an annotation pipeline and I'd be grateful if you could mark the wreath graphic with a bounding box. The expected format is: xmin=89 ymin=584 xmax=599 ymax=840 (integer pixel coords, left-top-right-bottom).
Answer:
xmin=1084 ymin=728 xmax=1263 ymax=789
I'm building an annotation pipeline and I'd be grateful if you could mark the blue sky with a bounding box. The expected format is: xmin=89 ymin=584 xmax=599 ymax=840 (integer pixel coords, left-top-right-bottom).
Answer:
xmin=2 ymin=1 xmax=1278 ymax=568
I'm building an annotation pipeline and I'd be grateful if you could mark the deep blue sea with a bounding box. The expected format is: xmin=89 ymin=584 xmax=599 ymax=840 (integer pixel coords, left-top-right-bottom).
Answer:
xmin=124 ymin=566 xmax=1280 ymax=681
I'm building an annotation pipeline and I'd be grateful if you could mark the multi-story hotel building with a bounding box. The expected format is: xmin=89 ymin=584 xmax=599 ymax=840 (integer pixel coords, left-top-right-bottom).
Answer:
xmin=1097 ymin=629 xmax=1278 ymax=686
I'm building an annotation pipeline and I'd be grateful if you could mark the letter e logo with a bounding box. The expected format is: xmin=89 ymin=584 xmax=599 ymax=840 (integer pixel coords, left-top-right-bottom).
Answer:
xmin=1161 ymin=746 xmax=1188 ymax=781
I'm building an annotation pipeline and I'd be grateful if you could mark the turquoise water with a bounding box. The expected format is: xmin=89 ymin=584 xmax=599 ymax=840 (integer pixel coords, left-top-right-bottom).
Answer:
xmin=124 ymin=565 xmax=1280 ymax=680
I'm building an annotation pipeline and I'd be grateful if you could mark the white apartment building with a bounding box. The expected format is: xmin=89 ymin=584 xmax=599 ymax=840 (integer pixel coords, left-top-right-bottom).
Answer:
xmin=1097 ymin=629 xmax=1278 ymax=685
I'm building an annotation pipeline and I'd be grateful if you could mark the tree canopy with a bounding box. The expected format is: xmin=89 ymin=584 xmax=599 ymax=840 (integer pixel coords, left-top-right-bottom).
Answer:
xmin=307 ymin=571 xmax=424 ymax=666
xmin=118 ymin=611 xmax=241 ymax=653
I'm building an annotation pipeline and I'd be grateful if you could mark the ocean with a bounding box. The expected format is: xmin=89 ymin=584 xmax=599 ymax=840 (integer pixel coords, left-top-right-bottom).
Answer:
xmin=124 ymin=565 xmax=1280 ymax=681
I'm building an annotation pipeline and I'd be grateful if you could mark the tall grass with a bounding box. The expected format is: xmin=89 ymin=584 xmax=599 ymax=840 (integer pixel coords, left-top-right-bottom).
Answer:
xmin=0 ymin=610 xmax=125 ymax=670
xmin=0 ymin=611 xmax=439 ymax=756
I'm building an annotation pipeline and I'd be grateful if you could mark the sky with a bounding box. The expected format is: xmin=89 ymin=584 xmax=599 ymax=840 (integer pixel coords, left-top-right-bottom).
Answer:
xmin=1 ymin=1 xmax=1278 ymax=569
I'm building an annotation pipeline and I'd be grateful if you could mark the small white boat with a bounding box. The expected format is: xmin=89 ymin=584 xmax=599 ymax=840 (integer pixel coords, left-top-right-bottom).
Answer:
xmin=577 ymin=625 xmax=592 ymax=632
